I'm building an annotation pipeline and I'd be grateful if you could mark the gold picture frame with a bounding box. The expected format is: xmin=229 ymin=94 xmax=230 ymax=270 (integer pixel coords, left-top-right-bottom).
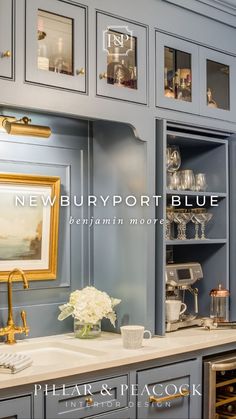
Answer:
xmin=0 ymin=173 xmax=60 ymax=281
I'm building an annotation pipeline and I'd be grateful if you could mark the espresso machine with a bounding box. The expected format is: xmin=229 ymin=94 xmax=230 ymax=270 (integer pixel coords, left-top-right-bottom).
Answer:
xmin=166 ymin=262 xmax=203 ymax=332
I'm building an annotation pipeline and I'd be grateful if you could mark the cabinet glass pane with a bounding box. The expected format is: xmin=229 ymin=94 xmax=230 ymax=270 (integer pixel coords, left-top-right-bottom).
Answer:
xmin=106 ymin=30 xmax=137 ymax=89
xmin=207 ymin=60 xmax=229 ymax=110
xmin=37 ymin=10 xmax=73 ymax=75
xmin=164 ymin=47 xmax=192 ymax=102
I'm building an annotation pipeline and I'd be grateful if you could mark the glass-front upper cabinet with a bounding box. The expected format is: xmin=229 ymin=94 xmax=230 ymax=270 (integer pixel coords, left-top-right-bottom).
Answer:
xmin=156 ymin=32 xmax=199 ymax=113
xmin=25 ymin=0 xmax=86 ymax=92
xmin=0 ymin=0 xmax=14 ymax=79
xmin=199 ymin=47 xmax=236 ymax=121
xmin=96 ymin=13 xmax=147 ymax=104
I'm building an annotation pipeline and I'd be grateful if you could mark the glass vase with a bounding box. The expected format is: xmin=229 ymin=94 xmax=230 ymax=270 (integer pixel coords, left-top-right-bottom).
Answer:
xmin=74 ymin=319 xmax=101 ymax=339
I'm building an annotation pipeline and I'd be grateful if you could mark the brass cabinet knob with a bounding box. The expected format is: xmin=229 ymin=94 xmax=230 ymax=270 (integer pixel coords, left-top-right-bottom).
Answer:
xmin=99 ymin=72 xmax=107 ymax=80
xmin=76 ymin=68 xmax=85 ymax=76
xmin=85 ymin=397 xmax=93 ymax=406
xmin=149 ymin=388 xmax=190 ymax=404
xmin=2 ymin=50 xmax=11 ymax=58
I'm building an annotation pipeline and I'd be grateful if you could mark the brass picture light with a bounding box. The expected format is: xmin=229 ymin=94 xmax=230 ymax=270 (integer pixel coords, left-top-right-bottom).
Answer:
xmin=0 ymin=115 xmax=51 ymax=138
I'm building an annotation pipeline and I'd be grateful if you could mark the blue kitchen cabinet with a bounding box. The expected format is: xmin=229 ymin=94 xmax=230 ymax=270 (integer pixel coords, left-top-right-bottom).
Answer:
xmin=156 ymin=32 xmax=200 ymax=115
xmin=25 ymin=0 xmax=86 ymax=92
xmin=0 ymin=395 xmax=32 ymax=419
xmin=45 ymin=375 xmax=129 ymax=419
xmin=156 ymin=31 xmax=236 ymax=122
xmin=96 ymin=12 xmax=147 ymax=104
xmin=0 ymin=0 xmax=14 ymax=79
xmin=199 ymin=46 xmax=236 ymax=122
xmin=137 ymin=359 xmax=202 ymax=419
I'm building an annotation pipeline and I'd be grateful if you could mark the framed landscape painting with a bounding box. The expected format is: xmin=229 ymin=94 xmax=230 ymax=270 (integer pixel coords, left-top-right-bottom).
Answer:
xmin=0 ymin=173 xmax=60 ymax=281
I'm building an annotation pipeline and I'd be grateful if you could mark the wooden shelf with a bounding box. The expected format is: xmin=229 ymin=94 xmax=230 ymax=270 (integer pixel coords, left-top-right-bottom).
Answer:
xmin=166 ymin=239 xmax=227 ymax=245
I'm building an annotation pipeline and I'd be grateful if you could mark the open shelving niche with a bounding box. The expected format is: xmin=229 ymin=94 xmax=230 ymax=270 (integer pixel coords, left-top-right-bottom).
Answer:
xmin=155 ymin=120 xmax=230 ymax=335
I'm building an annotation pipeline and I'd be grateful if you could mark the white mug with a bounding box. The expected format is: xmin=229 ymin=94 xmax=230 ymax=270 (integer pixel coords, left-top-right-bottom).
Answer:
xmin=166 ymin=300 xmax=187 ymax=322
xmin=120 ymin=325 xmax=152 ymax=349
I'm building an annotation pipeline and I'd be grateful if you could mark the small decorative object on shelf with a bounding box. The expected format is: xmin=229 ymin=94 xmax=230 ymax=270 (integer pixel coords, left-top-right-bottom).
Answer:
xmin=207 ymin=88 xmax=218 ymax=109
xmin=58 ymin=287 xmax=121 ymax=339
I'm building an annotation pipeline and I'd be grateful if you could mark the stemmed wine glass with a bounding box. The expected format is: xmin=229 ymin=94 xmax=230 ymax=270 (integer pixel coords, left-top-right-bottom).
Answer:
xmin=191 ymin=213 xmax=200 ymax=240
xmin=166 ymin=209 xmax=175 ymax=240
xmin=191 ymin=209 xmax=206 ymax=240
xmin=194 ymin=212 xmax=213 ymax=240
xmin=166 ymin=146 xmax=181 ymax=174
xmin=173 ymin=212 xmax=192 ymax=240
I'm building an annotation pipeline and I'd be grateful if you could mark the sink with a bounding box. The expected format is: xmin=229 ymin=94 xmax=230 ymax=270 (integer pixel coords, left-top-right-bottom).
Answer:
xmin=0 ymin=341 xmax=106 ymax=368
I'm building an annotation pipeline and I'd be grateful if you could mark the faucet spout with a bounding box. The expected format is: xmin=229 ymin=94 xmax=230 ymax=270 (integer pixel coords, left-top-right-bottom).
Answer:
xmin=8 ymin=268 xmax=29 ymax=288
xmin=0 ymin=268 xmax=30 ymax=344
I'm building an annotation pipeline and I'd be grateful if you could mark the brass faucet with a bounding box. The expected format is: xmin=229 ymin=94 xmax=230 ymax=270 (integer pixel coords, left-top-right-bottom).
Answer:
xmin=0 ymin=268 xmax=30 ymax=344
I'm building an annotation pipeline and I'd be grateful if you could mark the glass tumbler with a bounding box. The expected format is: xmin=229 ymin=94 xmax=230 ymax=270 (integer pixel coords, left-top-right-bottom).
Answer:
xmin=195 ymin=173 xmax=207 ymax=192
xmin=180 ymin=170 xmax=195 ymax=191
xmin=168 ymin=171 xmax=181 ymax=190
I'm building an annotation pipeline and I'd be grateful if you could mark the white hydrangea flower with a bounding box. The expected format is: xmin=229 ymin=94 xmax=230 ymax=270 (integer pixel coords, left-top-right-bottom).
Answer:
xmin=58 ymin=286 xmax=121 ymax=327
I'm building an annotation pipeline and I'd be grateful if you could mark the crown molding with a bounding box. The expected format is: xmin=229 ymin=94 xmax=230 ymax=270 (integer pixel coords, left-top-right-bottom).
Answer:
xmin=163 ymin=0 xmax=236 ymax=26
xmin=199 ymin=0 xmax=236 ymax=14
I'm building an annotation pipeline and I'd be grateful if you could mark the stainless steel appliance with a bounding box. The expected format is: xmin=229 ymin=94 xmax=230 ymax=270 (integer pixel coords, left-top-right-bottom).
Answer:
xmin=204 ymin=354 xmax=236 ymax=418
xmin=166 ymin=262 xmax=203 ymax=332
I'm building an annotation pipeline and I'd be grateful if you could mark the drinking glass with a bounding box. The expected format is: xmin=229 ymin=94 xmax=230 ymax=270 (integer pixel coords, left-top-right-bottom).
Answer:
xmin=166 ymin=146 xmax=181 ymax=173
xmin=173 ymin=212 xmax=192 ymax=240
xmin=194 ymin=212 xmax=213 ymax=239
xmin=166 ymin=209 xmax=175 ymax=240
xmin=191 ymin=213 xmax=200 ymax=240
xmin=180 ymin=170 xmax=195 ymax=191
xmin=191 ymin=209 xmax=207 ymax=240
xmin=168 ymin=171 xmax=181 ymax=190
xmin=195 ymin=173 xmax=207 ymax=192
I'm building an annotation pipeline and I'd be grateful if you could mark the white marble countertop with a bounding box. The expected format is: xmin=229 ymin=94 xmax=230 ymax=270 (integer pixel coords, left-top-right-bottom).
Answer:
xmin=0 ymin=328 xmax=236 ymax=390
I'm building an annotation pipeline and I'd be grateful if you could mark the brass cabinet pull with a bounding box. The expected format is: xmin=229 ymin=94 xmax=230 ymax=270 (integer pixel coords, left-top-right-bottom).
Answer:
xmin=76 ymin=68 xmax=85 ymax=76
xmin=99 ymin=72 xmax=107 ymax=80
xmin=149 ymin=389 xmax=190 ymax=404
xmin=2 ymin=50 xmax=11 ymax=58
xmin=85 ymin=397 xmax=93 ymax=406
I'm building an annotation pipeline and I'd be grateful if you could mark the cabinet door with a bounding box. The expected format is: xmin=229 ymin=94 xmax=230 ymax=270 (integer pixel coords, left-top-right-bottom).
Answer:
xmin=25 ymin=0 xmax=86 ymax=92
xmin=0 ymin=396 xmax=31 ymax=419
xmin=199 ymin=47 xmax=236 ymax=121
xmin=156 ymin=32 xmax=199 ymax=114
xmin=96 ymin=12 xmax=147 ymax=104
xmin=45 ymin=376 xmax=128 ymax=418
xmin=0 ymin=0 xmax=14 ymax=79
xmin=137 ymin=360 xmax=202 ymax=419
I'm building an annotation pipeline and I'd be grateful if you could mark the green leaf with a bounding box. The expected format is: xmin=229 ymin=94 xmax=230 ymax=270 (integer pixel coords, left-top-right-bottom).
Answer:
xmin=58 ymin=305 xmax=74 ymax=321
